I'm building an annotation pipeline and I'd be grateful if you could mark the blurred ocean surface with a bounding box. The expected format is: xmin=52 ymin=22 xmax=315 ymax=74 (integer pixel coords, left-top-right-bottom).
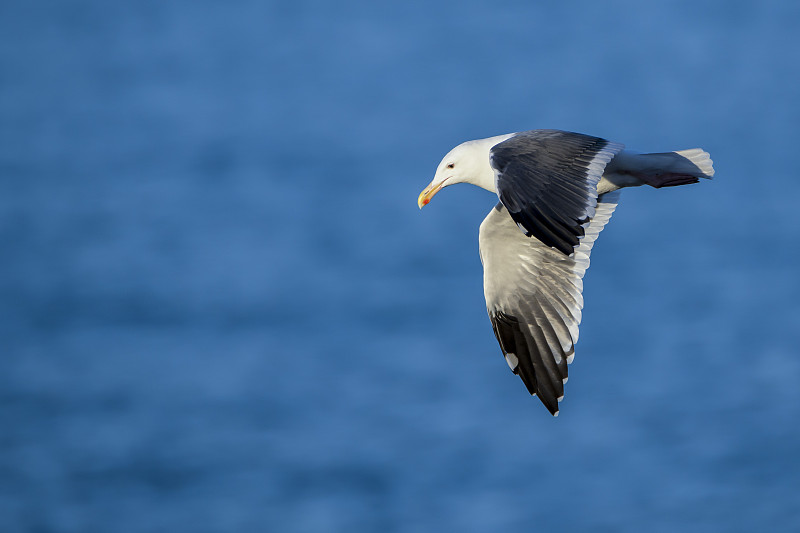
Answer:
xmin=2 ymin=1 xmax=799 ymax=531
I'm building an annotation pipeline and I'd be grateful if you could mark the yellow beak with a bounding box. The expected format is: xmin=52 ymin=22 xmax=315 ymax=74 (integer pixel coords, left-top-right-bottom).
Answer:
xmin=417 ymin=181 xmax=445 ymax=209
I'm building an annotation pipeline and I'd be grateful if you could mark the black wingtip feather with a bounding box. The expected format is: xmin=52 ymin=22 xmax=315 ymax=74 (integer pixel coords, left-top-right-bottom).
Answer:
xmin=489 ymin=310 xmax=563 ymax=416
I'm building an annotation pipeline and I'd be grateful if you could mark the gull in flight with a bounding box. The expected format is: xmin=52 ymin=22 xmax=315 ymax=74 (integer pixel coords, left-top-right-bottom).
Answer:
xmin=418 ymin=130 xmax=714 ymax=416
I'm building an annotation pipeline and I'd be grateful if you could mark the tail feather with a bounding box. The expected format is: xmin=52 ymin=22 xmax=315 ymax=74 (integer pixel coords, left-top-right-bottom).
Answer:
xmin=630 ymin=148 xmax=714 ymax=189
xmin=599 ymin=147 xmax=714 ymax=193
xmin=673 ymin=148 xmax=715 ymax=178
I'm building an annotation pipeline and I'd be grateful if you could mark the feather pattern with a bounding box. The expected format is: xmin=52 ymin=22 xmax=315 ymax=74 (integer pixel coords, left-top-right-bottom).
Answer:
xmin=479 ymin=192 xmax=620 ymax=415
xmin=490 ymin=130 xmax=624 ymax=255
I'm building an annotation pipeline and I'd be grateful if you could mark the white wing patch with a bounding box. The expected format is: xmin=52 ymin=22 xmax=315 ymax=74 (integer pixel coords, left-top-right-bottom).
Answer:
xmin=504 ymin=353 xmax=519 ymax=371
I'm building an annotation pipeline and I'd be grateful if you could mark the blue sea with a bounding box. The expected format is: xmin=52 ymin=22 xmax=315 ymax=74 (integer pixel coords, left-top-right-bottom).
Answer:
xmin=2 ymin=1 xmax=799 ymax=531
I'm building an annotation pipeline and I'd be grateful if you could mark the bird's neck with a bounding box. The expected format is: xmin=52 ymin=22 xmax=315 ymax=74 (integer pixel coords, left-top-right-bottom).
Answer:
xmin=463 ymin=133 xmax=516 ymax=193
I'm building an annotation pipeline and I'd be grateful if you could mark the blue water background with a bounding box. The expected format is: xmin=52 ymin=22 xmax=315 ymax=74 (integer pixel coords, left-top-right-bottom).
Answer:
xmin=2 ymin=1 xmax=799 ymax=531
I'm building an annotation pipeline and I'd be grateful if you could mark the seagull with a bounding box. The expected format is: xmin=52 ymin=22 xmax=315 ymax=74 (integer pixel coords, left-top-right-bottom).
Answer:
xmin=418 ymin=130 xmax=714 ymax=416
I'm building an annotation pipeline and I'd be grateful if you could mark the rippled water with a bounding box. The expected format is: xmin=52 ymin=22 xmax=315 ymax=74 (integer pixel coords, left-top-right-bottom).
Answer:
xmin=2 ymin=1 xmax=799 ymax=531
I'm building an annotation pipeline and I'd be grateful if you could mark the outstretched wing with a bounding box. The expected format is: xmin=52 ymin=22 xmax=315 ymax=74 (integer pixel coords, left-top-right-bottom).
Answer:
xmin=490 ymin=130 xmax=623 ymax=255
xmin=478 ymin=192 xmax=620 ymax=415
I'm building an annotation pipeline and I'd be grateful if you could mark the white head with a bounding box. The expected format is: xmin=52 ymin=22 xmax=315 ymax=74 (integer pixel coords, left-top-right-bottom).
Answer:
xmin=418 ymin=133 xmax=516 ymax=208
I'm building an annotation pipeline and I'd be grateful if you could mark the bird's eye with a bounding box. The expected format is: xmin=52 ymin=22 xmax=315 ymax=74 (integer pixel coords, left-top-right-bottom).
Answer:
xmin=447 ymin=163 xmax=455 ymax=169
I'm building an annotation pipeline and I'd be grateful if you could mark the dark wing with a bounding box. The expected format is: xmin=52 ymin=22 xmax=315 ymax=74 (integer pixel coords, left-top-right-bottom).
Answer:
xmin=490 ymin=130 xmax=624 ymax=255
xmin=478 ymin=192 xmax=621 ymax=415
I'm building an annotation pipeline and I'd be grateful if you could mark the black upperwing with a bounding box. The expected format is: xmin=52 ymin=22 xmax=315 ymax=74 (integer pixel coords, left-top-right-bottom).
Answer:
xmin=491 ymin=130 xmax=623 ymax=255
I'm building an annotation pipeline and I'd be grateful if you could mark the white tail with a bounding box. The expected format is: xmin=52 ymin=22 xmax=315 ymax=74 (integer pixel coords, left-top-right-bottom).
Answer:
xmin=672 ymin=148 xmax=715 ymax=178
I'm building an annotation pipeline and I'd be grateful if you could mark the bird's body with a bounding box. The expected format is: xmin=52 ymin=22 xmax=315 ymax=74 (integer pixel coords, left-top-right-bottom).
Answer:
xmin=418 ymin=130 xmax=714 ymax=416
